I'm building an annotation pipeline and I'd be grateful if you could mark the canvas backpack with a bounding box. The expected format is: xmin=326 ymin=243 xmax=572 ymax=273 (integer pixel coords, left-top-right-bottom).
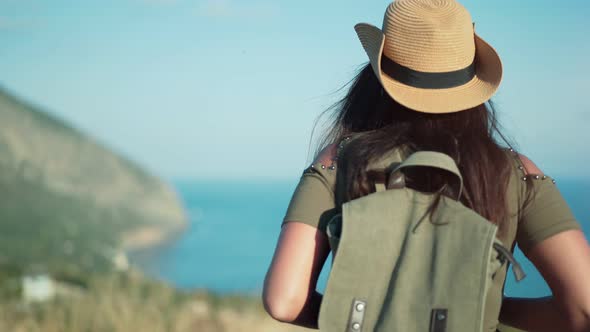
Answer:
xmin=318 ymin=150 xmax=526 ymax=332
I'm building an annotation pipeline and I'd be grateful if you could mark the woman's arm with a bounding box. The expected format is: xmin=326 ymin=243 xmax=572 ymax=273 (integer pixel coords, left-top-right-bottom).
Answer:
xmin=500 ymin=155 xmax=590 ymax=331
xmin=262 ymin=222 xmax=331 ymax=329
xmin=500 ymin=230 xmax=590 ymax=332
xmin=263 ymin=144 xmax=337 ymax=328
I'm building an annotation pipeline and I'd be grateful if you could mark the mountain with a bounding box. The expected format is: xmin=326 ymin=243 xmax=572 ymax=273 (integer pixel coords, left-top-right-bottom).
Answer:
xmin=0 ymin=87 xmax=187 ymax=274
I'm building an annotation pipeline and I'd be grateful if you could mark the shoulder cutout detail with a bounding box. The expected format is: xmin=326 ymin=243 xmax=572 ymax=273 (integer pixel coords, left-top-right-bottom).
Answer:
xmin=314 ymin=143 xmax=338 ymax=167
xmin=308 ymin=136 xmax=354 ymax=172
xmin=513 ymin=152 xmax=556 ymax=184
xmin=517 ymin=153 xmax=543 ymax=175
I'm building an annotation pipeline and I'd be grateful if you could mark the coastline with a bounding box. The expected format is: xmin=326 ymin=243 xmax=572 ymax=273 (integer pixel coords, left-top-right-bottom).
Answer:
xmin=119 ymin=215 xmax=190 ymax=281
xmin=121 ymin=222 xmax=187 ymax=252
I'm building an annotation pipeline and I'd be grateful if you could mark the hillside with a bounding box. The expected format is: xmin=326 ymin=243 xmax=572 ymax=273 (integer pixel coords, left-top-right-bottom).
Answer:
xmin=0 ymin=87 xmax=187 ymax=274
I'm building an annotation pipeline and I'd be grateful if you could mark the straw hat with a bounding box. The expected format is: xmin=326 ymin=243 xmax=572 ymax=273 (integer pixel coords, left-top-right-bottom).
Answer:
xmin=355 ymin=0 xmax=502 ymax=113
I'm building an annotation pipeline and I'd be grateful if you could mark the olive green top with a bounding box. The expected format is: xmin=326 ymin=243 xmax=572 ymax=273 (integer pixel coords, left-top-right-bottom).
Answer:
xmin=283 ymin=145 xmax=580 ymax=332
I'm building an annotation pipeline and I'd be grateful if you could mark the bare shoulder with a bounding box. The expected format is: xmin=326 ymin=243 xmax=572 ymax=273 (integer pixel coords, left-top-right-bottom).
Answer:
xmin=517 ymin=153 xmax=543 ymax=175
xmin=314 ymin=135 xmax=356 ymax=165
xmin=314 ymin=143 xmax=338 ymax=166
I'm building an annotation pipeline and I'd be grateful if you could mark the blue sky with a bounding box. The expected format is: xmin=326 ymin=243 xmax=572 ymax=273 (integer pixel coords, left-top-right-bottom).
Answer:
xmin=1 ymin=0 xmax=588 ymax=180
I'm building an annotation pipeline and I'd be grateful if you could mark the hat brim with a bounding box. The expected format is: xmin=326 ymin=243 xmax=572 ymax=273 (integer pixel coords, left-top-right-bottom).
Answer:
xmin=354 ymin=23 xmax=503 ymax=114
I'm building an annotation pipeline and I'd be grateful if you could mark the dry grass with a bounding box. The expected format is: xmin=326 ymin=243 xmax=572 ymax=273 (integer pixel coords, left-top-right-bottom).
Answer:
xmin=0 ymin=272 xmax=308 ymax=332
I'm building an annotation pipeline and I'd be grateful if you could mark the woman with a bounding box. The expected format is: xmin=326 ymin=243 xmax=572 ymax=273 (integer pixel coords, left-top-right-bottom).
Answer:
xmin=263 ymin=1 xmax=590 ymax=331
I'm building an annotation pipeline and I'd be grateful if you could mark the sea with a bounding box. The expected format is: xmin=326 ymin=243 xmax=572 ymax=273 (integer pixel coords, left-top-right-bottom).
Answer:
xmin=130 ymin=178 xmax=590 ymax=298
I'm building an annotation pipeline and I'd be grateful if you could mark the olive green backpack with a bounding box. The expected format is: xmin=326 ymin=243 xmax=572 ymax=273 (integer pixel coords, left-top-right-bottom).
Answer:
xmin=319 ymin=151 xmax=526 ymax=332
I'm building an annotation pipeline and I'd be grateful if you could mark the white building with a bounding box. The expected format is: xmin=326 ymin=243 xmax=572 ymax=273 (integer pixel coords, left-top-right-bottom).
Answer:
xmin=22 ymin=274 xmax=56 ymax=302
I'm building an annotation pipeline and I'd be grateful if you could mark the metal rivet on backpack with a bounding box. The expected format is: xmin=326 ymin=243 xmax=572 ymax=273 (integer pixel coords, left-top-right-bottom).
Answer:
xmin=518 ymin=166 xmax=524 ymax=170
xmin=321 ymin=165 xmax=326 ymax=169
xmin=355 ymin=303 xmax=365 ymax=312
xmin=509 ymin=148 xmax=514 ymax=152
xmin=310 ymin=164 xmax=315 ymax=168
xmin=329 ymin=165 xmax=336 ymax=170
xmin=522 ymin=177 xmax=528 ymax=181
xmin=352 ymin=322 xmax=361 ymax=330
xmin=552 ymin=179 xmax=556 ymax=184
xmin=542 ymin=175 xmax=547 ymax=180
xmin=437 ymin=313 xmax=446 ymax=321
xmin=534 ymin=175 xmax=540 ymax=180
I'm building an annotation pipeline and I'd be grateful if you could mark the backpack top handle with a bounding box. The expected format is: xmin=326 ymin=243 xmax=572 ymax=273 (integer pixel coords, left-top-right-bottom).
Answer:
xmin=388 ymin=151 xmax=464 ymax=200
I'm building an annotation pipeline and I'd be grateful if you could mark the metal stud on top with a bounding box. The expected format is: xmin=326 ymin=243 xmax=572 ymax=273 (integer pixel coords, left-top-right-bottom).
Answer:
xmin=509 ymin=147 xmax=556 ymax=184
xmin=356 ymin=303 xmax=365 ymax=312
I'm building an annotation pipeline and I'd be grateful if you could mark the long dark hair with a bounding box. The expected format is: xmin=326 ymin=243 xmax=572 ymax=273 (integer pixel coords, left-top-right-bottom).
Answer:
xmin=316 ymin=64 xmax=515 ymax=233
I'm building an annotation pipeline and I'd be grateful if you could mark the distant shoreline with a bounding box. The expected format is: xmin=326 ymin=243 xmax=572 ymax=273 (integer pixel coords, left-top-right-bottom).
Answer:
xmin=122 ymin=222 xmax=188 ymax=253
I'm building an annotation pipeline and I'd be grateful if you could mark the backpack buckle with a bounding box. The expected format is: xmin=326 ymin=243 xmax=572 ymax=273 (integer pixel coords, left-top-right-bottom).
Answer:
xmin=429 ymin=309 xmax=448 ymax=332
xmin=493 ymin=242 xmax=527 ymax=282
xmin=387 ymin=171 xmax=406 ymax=189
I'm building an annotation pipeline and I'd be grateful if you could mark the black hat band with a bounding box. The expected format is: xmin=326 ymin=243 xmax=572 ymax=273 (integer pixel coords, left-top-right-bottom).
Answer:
xmin=381 ymin=55 xmax=476 ymax=89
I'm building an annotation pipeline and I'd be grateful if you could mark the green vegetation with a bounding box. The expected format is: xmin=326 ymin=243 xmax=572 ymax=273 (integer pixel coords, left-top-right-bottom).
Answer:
xmin=0 ymin=173 xmax=127 ymax=275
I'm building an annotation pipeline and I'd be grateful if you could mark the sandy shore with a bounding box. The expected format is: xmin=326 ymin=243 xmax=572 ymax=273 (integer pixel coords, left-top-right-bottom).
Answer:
xmin=122 ymin=222 xmax=187 ymax=252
